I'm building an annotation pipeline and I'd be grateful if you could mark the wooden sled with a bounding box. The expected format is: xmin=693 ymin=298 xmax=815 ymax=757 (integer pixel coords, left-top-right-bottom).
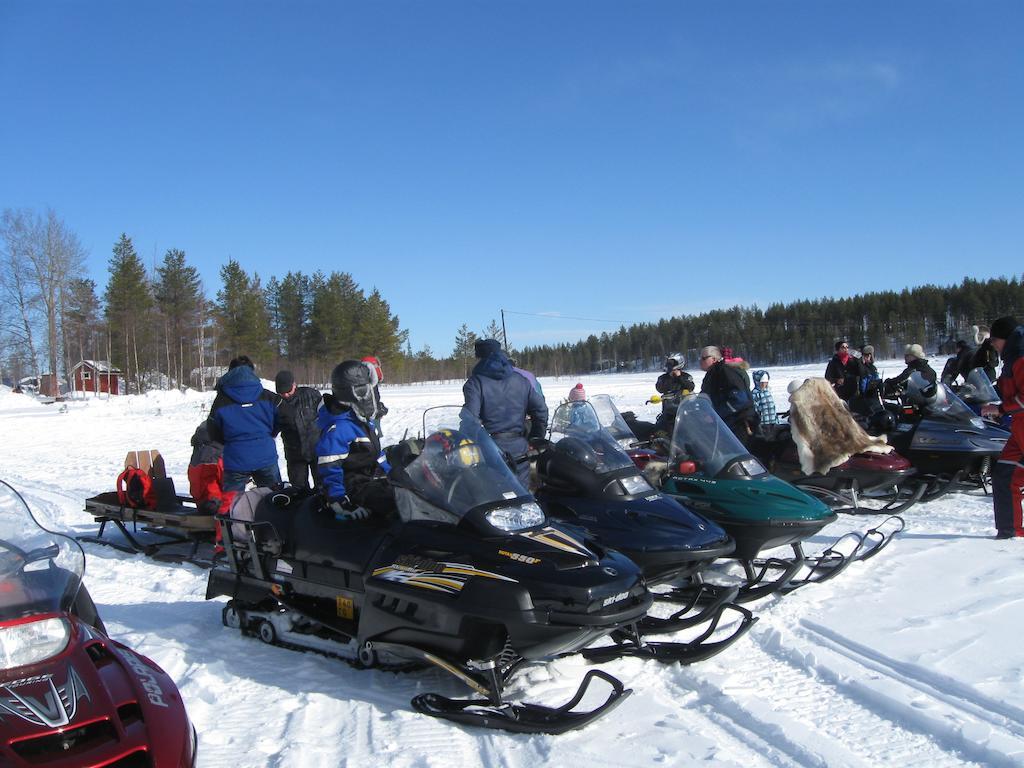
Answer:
xmin=80 ymin=450 xmax=217 ymax=567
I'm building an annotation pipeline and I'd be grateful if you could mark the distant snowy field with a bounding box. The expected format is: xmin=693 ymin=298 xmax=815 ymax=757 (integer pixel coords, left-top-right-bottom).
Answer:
xmin=1 ymin=361 xmax=1022 ymax=768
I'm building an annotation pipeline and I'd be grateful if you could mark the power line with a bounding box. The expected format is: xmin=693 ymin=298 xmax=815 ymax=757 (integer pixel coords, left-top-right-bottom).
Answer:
xmin=501 ymin=309 xmax=632 ymax=325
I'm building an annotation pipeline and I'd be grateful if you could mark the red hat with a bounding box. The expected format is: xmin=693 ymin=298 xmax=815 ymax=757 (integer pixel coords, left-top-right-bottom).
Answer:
xmin=568 ymin=383 xmax=587 ymax=401
xmin=361 ymin=356 xmax=383 ymax=384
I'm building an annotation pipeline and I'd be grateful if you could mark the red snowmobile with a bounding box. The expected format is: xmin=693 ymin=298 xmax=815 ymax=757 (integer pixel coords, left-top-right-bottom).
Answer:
xmin=0 ymin=480 xmax=196 ymax=767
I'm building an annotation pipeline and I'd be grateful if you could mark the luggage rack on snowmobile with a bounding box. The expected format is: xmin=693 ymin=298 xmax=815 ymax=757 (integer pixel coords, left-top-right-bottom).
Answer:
xmin=81 ymin=483 xmax=217 ymax=567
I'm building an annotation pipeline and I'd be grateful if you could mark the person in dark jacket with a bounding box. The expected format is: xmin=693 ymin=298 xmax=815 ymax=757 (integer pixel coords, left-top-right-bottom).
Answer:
xmin=857 ymin=345 xmax=881 ymax=395
xmin=887 ymin=344 xmax=937 ymax=397
xmin=274 ymin=370 xmax=323 ymax=492
xmin=970 ymin=336 xmax=1001 ymax=382
xmin=824 ymin=341 xmax=860 ymax=401
xmin=940 ymin=340 xmax=975 ymax=385
xmin=982 ymin=317 xmax=1024 ymax=538
xmin=208 ymin=356 xmax=281 ymax=493
xmin=316 ymin=360 xmax=393 ymax=520
xmin=699 ymin=345 xmax=759 ymax=443
xmin=463 ymin=338 xmax=548 ymax=487
xmin=653 ymin=352 xmax=695 ymax=437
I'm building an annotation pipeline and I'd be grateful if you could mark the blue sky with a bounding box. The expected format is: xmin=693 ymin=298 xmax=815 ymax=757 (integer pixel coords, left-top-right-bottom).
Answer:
xmin=2 ymin=2 xmax=1022 ymax=356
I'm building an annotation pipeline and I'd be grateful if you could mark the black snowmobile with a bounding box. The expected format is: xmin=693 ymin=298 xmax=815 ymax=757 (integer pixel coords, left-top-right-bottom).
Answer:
xmin=533 ymin=400 xmax=756 ymax=664
xmin=206 ymin=408 xmax=653 ymax=734
xmin=867 ymin=373 xmax=1009 ymax=497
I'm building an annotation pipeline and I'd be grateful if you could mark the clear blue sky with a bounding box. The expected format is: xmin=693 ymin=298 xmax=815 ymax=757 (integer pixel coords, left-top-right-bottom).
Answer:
xmin=2 ymin=2 xmax=1022 ymax=356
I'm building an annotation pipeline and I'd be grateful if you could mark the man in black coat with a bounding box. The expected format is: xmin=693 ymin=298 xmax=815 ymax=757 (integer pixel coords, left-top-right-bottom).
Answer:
xmin=463 ymin=339 xmax=548 ymax=487
xmin=699 ymin=346 xmax=759 ymax=444
xmin=887 ymin=344 xmax=938 ymax=398
xmin=824 ymin=340 xmax=860 ymax=401
xmin=274 ymin=370 xmax=323 ymax=491
xmin=653 ymin=352 xmax=695 ymax=438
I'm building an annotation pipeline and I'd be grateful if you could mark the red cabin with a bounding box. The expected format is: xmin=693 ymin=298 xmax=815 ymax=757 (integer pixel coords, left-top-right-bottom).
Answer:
xmin=71 ymin=360 xmax=122 ymax=395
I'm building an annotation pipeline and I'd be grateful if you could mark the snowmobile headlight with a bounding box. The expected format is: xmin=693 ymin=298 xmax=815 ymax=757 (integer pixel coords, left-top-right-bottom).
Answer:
xmin=0 ymin=617 xmax=70 ymax=670
xmin=485 ymin=503 xmax=545 ymax=532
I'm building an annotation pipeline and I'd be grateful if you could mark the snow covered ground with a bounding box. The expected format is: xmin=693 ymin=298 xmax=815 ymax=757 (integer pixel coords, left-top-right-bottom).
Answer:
xmin=2 ymin=362 xmax=1022 ymax=768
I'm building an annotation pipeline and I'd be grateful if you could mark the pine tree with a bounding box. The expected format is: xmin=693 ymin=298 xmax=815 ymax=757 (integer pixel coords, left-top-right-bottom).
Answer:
xmin=154 ymin=248 xmax=202 ymax=387
xmin=269 ymin=271 xmax=311 ymax=362
xmin=358 ymin=288 xmax=407 ymax=368
xmin=104 ymin=233 xmax=152 ymax=392
xmin=308 ymin=271 xmax=364 ymax=367
xmin=452 ymin=324 xmax=478 ymax=378
xmin=62 ymin=278 xmax=100 ymax=367
xmin=483 ymin=319 xmax=505 ymax=349
xmin=214 ymin=259 xmax=273 ymax=367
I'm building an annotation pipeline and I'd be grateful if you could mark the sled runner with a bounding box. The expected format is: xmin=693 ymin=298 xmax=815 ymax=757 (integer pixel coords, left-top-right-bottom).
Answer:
xmin=81 ymin=450 xmax=216 ymax=566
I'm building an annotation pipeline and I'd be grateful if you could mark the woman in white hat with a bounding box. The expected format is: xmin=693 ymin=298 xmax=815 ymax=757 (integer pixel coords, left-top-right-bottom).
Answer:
xmin=887 ymin=343 xmax=938 ymax=397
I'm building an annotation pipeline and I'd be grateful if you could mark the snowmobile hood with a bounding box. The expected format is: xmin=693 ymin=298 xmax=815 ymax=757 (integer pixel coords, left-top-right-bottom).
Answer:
xmin=538 ymin=493 xmax=732 ymax=556
xmin=663 ymin=473 xmax=834 ymax=525
xmin=0 ymin=620 xmax=195 ymax=768
xmin=217 ymin=365 xmax=264 ymax=405
xmin=471 ymin=351 xmax=515 ymax=381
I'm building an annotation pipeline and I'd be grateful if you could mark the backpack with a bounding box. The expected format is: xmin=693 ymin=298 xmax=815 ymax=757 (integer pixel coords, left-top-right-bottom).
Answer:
xmin=116 ymin=466 xmax=158 ymax=509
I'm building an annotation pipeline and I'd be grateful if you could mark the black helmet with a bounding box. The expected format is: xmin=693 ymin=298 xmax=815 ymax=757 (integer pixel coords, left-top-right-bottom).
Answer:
xmin=869 ymin=410 xmax=896 ymax=433
xmin=330 ymin=360 xmax=378 ymax=421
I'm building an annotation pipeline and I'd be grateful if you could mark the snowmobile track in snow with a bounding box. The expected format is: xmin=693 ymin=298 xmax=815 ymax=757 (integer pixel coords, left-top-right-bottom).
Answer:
xmin=652 ymin=615 xmax=1000 ymax=768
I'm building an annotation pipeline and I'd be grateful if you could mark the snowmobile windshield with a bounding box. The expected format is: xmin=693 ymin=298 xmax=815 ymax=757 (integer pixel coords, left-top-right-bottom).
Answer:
xmin=959 ymin=367 xmax=1000 ymax=405
xmin=588 ymin=394 xmax=639 ymax=446
xmin=911 ymin=380 xmax=986 ymax=428
xmin=548 ymin=401 xmax=638 ymax=475
xmin=669 ymin=394 xmax=768 ymax=479
xmin=0 ymin=480 xmax=84 ymax=622
xmin=405 ymin=406 xmax=536 ymax=522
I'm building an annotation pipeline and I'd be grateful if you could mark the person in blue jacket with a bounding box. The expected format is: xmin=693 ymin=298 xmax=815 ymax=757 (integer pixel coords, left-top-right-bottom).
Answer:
xmin=316 ymin=360 xmax=393 ymax=520
xmin=207 ymin=356 xmax=281 ymax=493
xmin=463 ymin=339 xmax=548 ymax=487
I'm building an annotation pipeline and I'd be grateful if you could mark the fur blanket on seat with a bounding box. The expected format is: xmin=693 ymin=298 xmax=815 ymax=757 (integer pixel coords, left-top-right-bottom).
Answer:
xmin=788 ymin=378 xmax=891 ymax=476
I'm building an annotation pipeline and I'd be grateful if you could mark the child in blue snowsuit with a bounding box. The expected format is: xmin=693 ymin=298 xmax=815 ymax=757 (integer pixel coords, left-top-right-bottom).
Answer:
xmin=316 ymin=360 xmax=394 ymax=519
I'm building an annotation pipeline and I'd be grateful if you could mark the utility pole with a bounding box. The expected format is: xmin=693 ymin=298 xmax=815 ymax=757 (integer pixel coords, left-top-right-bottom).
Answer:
xmin=500 ymin=309 xmax=509 ymax=354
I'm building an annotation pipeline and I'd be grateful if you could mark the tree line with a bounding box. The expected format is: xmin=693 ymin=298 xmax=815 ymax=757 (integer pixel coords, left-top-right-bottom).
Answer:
xmin=1 ymin=209 xmax=409 ymax=393
xmin=512 ymin=276 xmax=1024 ymax=376
xmin=3 ymin=207 xmax=1021 ymax=392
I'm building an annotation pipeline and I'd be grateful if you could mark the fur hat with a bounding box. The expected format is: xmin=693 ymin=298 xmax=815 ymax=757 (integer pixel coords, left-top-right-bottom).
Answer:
xmin=474 ymin=339 xmax=502 ymax=359
xmin=861 ymin=345 xmax=874 ymax=356
xmin=361 ymin=355 xmax=383 ymax=384
xmin=787 ymin=379 xmax=804 ymax=395
xmin=904 ymin=343 xmax=926 ymax=361
xmin=990 ymin=316 xmax=1019 ymax=341
xmin=568 ymin=383 xmax=587 ymax=401
xmin=274 ymin=370 xmax=295 ymax=394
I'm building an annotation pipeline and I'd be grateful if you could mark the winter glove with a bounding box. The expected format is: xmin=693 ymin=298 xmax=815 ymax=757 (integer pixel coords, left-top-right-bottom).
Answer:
xmin=528 ymin=437 xmax=551 ymax=452
xmin=329 ymin=497 xmax=369 ymax=522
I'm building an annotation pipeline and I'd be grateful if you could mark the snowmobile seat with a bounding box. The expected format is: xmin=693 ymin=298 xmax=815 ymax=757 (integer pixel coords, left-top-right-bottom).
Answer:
xmin=288 ymin=500 xmax=389 ymax=573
